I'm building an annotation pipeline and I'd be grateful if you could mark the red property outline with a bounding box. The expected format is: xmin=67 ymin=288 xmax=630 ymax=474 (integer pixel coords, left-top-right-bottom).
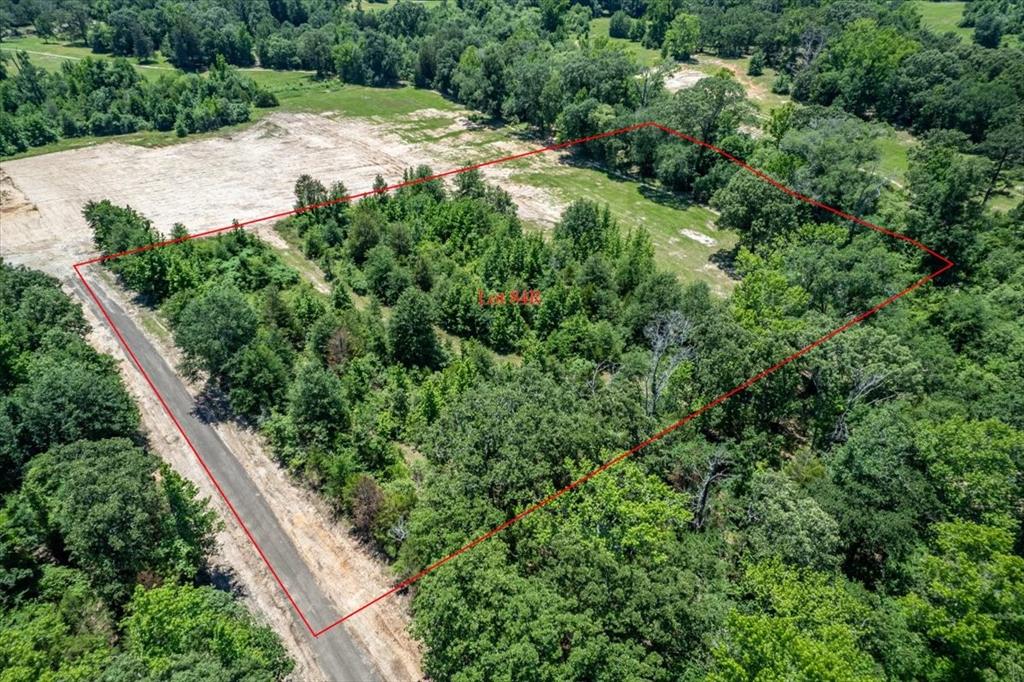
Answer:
xmin=72 ymin=121 xmax=953 ymax=638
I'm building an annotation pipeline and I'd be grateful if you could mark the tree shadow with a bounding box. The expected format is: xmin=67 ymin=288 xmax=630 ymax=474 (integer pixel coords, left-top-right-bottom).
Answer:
xmin=201 ymin=563 xmax=248 ymax=598
xmin=710 ymin=245 xmax=741 ymax=280
xmin=193 ymin=381 xmax=239 ymax=426
xmin=637 ymin=183 xmax=699 ymax=211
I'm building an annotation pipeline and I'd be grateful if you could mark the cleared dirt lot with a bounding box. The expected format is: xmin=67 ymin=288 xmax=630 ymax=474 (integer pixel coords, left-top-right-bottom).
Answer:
xmin=0 ymin=111 xmax=565 ymax=276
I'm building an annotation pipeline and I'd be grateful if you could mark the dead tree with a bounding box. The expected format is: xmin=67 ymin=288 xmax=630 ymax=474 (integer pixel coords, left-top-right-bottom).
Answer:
xmin=643 ymin=311 xmax=694 ymax=417
xmin=692 ymin=447 xmax=729 ymax=531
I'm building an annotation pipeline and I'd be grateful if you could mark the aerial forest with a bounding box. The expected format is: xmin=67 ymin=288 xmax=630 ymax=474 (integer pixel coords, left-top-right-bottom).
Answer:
xmin=86 ymin=113 xmax=1024 ymax=679
xmin=0 ymin=264 xmax=293 ymax=680
xmin=2 ymin=0 xmax=1023 ymax=680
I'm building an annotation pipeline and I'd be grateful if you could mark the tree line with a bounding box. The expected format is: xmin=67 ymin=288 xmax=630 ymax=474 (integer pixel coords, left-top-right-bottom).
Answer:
xmin=0 ymin=51 xmax=277 ymax=156
xmin=5 ymin=1 xmax=1023 ymax=149
xmin=5 ymin=0 xmax=1022 ymax=197
xmin=0 ymin=262 xmax=293 ymax=680
xmin=612 ymin=0 xmax=1023 ymax=147
xmin=86 ymin=83 xmax=1024 ymax=678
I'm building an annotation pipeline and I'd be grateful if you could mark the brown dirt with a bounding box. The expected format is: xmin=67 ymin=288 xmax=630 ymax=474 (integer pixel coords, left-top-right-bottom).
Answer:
xmin=0 ymin=112 xmax=565 ymax=276
xmin=697 ymin=56 xmax=770 ymax=100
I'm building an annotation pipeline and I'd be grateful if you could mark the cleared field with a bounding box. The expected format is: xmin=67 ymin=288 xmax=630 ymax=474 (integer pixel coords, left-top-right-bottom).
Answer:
xmin=912 ymin=1 xmax=973 ymax=41
xmin=590 ymin=17 xmax=665 ymax=67
xmin=511 ymin=165 xmax=734 ymax=292
xmin=2 ymin=42 xmax=737 ymax=290
xmin=1 ymin=44 xmax=458 ymax=161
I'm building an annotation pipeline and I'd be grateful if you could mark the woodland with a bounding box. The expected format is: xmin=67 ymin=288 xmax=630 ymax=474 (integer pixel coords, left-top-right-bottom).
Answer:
xmin=2 ymin=1 xmax=1023 ymax=680
xmin=0 ymin=264 xmax=294 ymax=681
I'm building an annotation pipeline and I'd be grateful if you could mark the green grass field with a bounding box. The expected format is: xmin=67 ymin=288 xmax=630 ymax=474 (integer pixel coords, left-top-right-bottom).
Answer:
xmin=511 ymin=164 xmax=736 ymax=290
xmin=0 ymin=35 xmax=175 ymax=79
xmin=912 ymin=1 xmax=973 ymax=41
xmin=590 ymin=17 xmax=665 ymax=68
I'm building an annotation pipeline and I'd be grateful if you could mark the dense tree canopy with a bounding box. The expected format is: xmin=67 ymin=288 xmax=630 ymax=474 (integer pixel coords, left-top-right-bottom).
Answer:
xmin=0 ymin=263 xmax=291 ymax=680
xmin=32 ymin=0 xmax=1023 ymax=678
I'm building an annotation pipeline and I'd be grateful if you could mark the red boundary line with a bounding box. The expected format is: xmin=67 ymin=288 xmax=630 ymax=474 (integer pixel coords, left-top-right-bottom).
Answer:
xmin=73 ymin=121 xmax=953 ymax=638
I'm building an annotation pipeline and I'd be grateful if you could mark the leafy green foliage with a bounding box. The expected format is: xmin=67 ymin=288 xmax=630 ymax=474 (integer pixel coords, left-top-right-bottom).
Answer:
xmin=22 ymin=438 xmax=216 ymax=604
xmin=1 ymin=53 xmax=275 ymax=156
xmin=172 ymin=282 xmax=259 ymax=379
xmin=120 ymin=583 xmax=293 ymax=680
xmin=0 ymin=262 xmax=290 ymax=679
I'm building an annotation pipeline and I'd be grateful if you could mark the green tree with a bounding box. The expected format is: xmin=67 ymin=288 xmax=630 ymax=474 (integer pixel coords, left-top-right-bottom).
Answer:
xmin=662 ymin=13 xmax=700 ymax=61
xmin=173 ymin=282 xmax=258 ymax=379
xmin=905 ymin=131 xmax=989 ymax=271
xmin=974 ymin=13 xmax=1004 ymax=48
xmin=226 ymin=341 xmax=289 ymax=419
xmin=121 ymin=583 xmax=293 ymax=680
xmin=900 ymin=522 xmax=1024 ymax=680
xmin=709 ymin=560 xmax=881 ymax=681
xmin=388 ymin=289 xmax=440 ymax=369
xmin=915 ymin=417 xmax=1023 ymax=530
xmin=22 ymin=439 xmax=216 ymax=604
xmin=12 ymin=354 xmax=139 ymax=456
xmin=287 ymin=362 xmax=348 ymax=447
xmin=735 ymin=470 xmax=842 ymax=571
xmin=554 ymin=200 xmax=617 ymax=262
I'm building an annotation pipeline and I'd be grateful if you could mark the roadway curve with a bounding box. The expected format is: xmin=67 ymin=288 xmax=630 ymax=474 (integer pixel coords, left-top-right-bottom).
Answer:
xmin=72 ymin=272 xmax=379 ymax=682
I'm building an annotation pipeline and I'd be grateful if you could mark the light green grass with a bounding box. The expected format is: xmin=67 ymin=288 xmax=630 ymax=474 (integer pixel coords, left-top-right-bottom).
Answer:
xmin=912 ymin=1 xmax=973 ymax=41
xmin=0 ymin=35 xmax=174 ymax=79
xmin=254 ymin=71 xmax=457 ymax=117
xmin=876 ymin=130 xmax=915 ymax=187
xmin=591 ymin=17 xmax=665 ymax=68
xmin=1 ymin=47 xmax=457 ymax=160
xmin=511 ymin=164 xmax=737 ymax=290
xmin=1 ymin=36 xmax=457 ymax=120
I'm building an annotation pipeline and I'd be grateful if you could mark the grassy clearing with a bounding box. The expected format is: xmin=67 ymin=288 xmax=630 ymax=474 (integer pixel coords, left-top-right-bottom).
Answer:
xmin=590 ymin=17 xmax=665 ymax=68
xmin=692 ymin=55 xmax=791 ymax=118
xmin=0 ymin=35 xmax=174 ymax=79
xmin=257 ymin=72 xmax=458 ymax=117
xmin=511 ymin=163 xmax=736 ymax=290
xmin=876 ymin=130 xmax=915 ymax=187
xmin=2 ymin=46 xmax=457 ymax=161
xmin=912 ymin=1 xmax=973 ymax=41
xmin=1 ymin=36 xmax=456 ymax=120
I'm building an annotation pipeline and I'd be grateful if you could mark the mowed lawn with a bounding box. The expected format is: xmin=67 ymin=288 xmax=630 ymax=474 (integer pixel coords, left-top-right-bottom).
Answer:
xmin=511 ymin=164 xmax=736 ymax=290
xmin=911 ymin=1 xmax=973 ymax=41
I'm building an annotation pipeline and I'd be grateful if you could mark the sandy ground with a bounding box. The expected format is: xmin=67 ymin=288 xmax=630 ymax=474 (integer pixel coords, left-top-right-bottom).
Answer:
xmin=0 ymin=111 xmax=564 ymax=276
xmin=80 ymin=271 xmax=424 ymax=681
xmin=664 ymin=65 xmax=706 ymax=92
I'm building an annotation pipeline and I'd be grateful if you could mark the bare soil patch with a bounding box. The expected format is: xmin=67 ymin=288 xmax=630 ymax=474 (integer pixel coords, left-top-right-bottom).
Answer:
xmin=663 ymin=65 xmax=706 ymax=92
xmin=1 ymin=112 xmax=564 ymax=276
